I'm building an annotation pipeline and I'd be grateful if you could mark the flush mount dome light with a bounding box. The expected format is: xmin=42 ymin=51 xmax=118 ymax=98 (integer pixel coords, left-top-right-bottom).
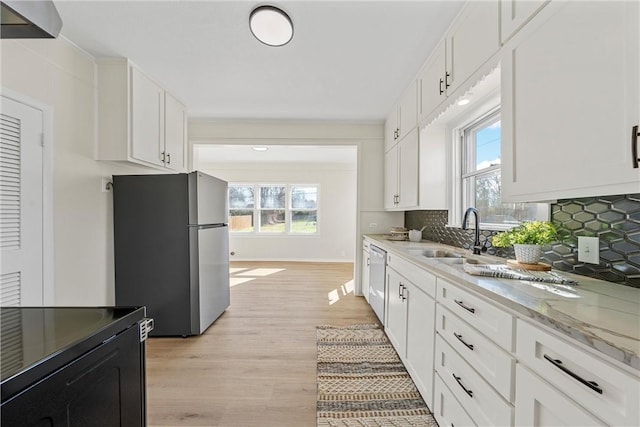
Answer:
xmin=249 ymin=5 xmax=293 ymax=47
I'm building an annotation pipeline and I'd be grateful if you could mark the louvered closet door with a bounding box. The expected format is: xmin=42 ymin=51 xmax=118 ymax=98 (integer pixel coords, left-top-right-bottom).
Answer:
xmin=0 ymin=96 xmax=44 ymax=306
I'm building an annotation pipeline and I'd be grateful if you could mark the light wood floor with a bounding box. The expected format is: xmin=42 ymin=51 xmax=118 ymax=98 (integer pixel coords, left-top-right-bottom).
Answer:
xmin=146 ymin=261 xmax=379 ymax=426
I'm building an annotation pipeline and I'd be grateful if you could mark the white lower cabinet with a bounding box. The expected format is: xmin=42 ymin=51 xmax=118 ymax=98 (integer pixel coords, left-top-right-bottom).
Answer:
xmin=376 ymin=241 xmax=637 ymax=427
xmin=361 ymin=241 xmax=370 ymax=302
xmin=515 ymin=365 xmax=605 ymax=426
xmin=385 ymin=267 xmax=407 ymax=354
xmin=437 ymin=278 xmax=514 ymax=351
xmin=405 ymin=281 xmax=435 ymax=408
xmin=433 ymin=374 xmax=476 ymax=427
xmin=435 ymin=335 xmax=513 ymax=426
xmin=516 ymin=319 xmax=640 ymax=426
xmin=435 ymin=304 xmax=514 ymax=402
xmin=385 ymin=254 xmax=436 ymax=407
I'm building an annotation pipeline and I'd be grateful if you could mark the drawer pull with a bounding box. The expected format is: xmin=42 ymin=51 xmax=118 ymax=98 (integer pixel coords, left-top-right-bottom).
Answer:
xmin=633 ymin=125 xmax=639 ymax=168
xmin=543 ymin=354 xmax=603 ymax=395
xmin=453 ymin=332 xmax=474 ymax=351
xmin=452 ymin=373 xmax=473 ymax=398
xmin=454 ymin=299 xmax=475 ymax=314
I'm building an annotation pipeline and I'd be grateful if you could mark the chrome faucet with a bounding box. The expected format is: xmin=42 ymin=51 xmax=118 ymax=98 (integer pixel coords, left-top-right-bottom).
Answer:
xmin=462 ymin=207 xmax=487 ymax=255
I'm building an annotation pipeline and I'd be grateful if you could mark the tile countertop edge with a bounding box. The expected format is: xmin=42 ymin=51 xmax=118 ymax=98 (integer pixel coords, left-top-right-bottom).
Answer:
xmin=364 ymin=234 xmax=640 ymax=374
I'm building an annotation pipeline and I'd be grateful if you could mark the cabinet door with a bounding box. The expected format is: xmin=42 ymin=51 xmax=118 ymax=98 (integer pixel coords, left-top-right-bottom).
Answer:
xmin=446 ymin=1 xmax=499 ymax=94
xmin=515 ymin=365 xmax=605 ymax=427
xmin=398 ymin=81 xmax=417 ymax=140
xmin=385 ymin=267 xmax=407 ymax=358
xmin=433 ymin=374 xmax=477 ymax=427
xmin=384 ymin=107 xmax=399 ymax=152
xmin=418 ymin=39 xmax=447 ymax=121
xmin=164 ymin=93 xmax=187 ymax=172
xmin=500 ymin=0 xmax=549 ymax=44
xmin=405 ymin=282 xmax=435 ymax=408
xmin=361 ymin=248 xmax=370 ymax=302
xmin=384 ymin=145 xmax=399 ymax=209
xmin=501 ymin=1 xmax=640 ymax=202
xmin=0 ymin=325 xmax=145 ymax=426
xmin=397 ymin=128 xmax=419 ymax=209
xmin=131 ymin=67 xmax=164 ymax=167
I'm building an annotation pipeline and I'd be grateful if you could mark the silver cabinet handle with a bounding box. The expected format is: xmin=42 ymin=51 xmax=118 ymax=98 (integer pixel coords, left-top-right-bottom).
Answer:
xmin=543 ymin=354 xmax=603 ymax=394
xmin=167 ymin=152 xmax=171 ymax=165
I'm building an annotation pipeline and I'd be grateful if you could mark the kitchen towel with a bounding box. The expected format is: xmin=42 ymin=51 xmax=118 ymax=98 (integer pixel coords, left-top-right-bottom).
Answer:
xmin=463 ymin=264 xmax=578 ymax=285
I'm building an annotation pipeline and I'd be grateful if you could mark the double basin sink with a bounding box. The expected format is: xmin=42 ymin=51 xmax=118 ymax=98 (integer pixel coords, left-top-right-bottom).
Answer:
xmin=402 ymin=247 xmax=485 ymax=265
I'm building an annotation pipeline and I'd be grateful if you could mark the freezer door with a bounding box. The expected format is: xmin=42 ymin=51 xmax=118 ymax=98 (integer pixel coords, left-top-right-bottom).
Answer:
xmin=189 ymin=171 xmax=228 ymax=225
xmin=191 ymin=225 xmax=230 ymax=334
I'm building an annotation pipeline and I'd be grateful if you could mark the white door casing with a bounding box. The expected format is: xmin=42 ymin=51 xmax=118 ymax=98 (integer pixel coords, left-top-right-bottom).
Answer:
xmin=1 ymin=93 xmax=51 ymax=306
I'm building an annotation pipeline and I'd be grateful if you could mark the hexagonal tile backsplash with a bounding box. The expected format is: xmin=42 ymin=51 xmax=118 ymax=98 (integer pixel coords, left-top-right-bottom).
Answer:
xmin=405 ymin=193 xmax=640 ymax=288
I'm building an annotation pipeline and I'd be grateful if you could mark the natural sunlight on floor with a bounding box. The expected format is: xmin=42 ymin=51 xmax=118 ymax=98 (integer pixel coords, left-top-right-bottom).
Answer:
xmin=328 ymin=279 xmax=354 ymax=305
xmin=229 ymin=267 xmax=286 ymax=287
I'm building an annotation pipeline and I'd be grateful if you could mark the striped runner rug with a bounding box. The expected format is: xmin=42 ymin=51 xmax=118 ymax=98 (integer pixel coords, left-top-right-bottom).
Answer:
xmin=316 ymin=324 xmax=437 ymax=427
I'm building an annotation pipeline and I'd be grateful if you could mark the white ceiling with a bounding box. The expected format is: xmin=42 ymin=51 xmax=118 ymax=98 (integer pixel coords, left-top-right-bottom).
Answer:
xmin=55 ymin=0 xmax=465 ymax=121
xmin=194 ymin=144 xmax=358 ymax=164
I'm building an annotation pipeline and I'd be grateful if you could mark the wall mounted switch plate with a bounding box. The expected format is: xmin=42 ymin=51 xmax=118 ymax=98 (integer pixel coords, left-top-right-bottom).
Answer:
xmin=578 ymin=236 xmax=599 ymax=264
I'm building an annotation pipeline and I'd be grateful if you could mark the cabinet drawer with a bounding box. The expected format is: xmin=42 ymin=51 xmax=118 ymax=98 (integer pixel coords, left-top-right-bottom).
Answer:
xmin=433 ymin=374 xmax=477 ymax=427
xmin=515 ymin=364 xmax=605 ymax=426
xmin=436 ymin=304 xmax=515 ymax=402
xmin=387 ymin=253 xmax=436 ymax=298
xmin=516 ymin=319 xmax=639 ymax=427
xmin=435 ymin=335 xmax=513 ymax=427
xmin=437 ymin=279 xmax=514 ymax=351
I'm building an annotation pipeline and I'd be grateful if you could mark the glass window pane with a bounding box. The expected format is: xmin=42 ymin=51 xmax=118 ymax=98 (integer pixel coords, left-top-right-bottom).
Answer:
xmin=291 ymin=186 xmax=317 ymax=209
xmin=259 ymin=209 xmax=285 ymax=232
xmin=229 ymin=186 xmax=254 ymax=209
xmin=260 ymin=186 xmax=285 ymax=208
xmin=472 ymin=118 xmax=501 ymax=172
xmin=229 ymin=209 xmax=254 ymax=232
xmin=467 ymin=170 xmax=542 ymax=226
xmin=291 ymin=210 xmax=317 ymax=233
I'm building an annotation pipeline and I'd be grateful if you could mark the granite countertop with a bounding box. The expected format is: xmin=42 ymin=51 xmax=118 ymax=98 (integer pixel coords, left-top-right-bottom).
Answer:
xmin=364 ymin=234 xmax=640 ymax=374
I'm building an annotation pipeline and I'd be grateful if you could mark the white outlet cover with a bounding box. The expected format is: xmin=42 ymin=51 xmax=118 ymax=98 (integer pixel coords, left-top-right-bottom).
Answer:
xmin=577 ymin=236 xmax=599 ymax=264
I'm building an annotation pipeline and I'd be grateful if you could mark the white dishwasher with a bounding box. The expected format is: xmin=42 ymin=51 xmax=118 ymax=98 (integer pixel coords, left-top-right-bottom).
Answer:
xmin=369 ymin=244 xmax=387 ymax=323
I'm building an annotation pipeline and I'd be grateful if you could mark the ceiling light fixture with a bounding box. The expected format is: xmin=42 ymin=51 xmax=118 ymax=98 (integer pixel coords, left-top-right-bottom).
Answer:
xmin=252 ymin=146 xmax=269 ymax=152
xmin=249 ymin=5 xmax=293 ymax=47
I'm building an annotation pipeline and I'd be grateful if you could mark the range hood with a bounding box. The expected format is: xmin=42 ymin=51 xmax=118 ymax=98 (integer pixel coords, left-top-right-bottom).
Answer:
xmin=1 ymin=0 xmax=62 ymax=38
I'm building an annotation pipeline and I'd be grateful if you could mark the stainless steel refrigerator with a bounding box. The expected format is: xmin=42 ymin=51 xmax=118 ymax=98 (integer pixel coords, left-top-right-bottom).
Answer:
xmin=112 ymin=171 xmax=230 ymax=336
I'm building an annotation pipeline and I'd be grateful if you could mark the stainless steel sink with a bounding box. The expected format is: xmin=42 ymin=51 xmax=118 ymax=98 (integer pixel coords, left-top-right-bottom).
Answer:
xmin=407 ymin=248 xmax=462 ymax=258
xmin=405 ymin=248 xmax=486 ymax=265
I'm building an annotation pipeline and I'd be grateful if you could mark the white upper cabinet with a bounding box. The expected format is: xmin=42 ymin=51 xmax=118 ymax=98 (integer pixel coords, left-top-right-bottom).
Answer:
xmin=500 ymin=0 xmax=550 ymax=44
xmin=130 ymin=67 xmax=165 ymax=167
xmin=164 ymin=93 xmax=188 ymax=172
xmin=501 ymin=1 xmax=640 ymax=202
xmin=385 ymin=81 xmax=418 ymax=152
xmin=384 ymin=128 xmax=419 ymax=210
xmin=97 ymin=58 xmax=188 ymax=172
xmin=418 ymin=1 xmax=500 ymax=123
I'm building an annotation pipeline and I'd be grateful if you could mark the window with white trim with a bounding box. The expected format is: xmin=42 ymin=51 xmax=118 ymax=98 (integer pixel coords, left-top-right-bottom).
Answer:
xmin=452 ymin=107 xmax=548 ymax=230
xmin=228 ymin=184 xmax=319 ymax=234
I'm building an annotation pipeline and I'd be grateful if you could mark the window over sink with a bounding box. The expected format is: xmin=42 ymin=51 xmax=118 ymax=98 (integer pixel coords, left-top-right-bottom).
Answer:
xmin=447 ymin=86 xmax=548 ymax=230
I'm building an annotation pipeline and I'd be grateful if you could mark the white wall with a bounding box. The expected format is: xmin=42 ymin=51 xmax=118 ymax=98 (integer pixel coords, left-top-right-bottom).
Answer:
xmin=198 ymin=161 xmax=356 ymax=261
xmin=0 ymin=38 xmax=154 ymax=305
xmin=189 ymin=120 xmax=404 ymax=291
xmin=0 ymin=37 xmax=402 ymax=303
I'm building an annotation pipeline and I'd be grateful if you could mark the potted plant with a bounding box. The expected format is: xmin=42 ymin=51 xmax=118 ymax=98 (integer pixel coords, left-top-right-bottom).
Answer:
xmin=491 ymin=221 xmax=558 ymax=264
